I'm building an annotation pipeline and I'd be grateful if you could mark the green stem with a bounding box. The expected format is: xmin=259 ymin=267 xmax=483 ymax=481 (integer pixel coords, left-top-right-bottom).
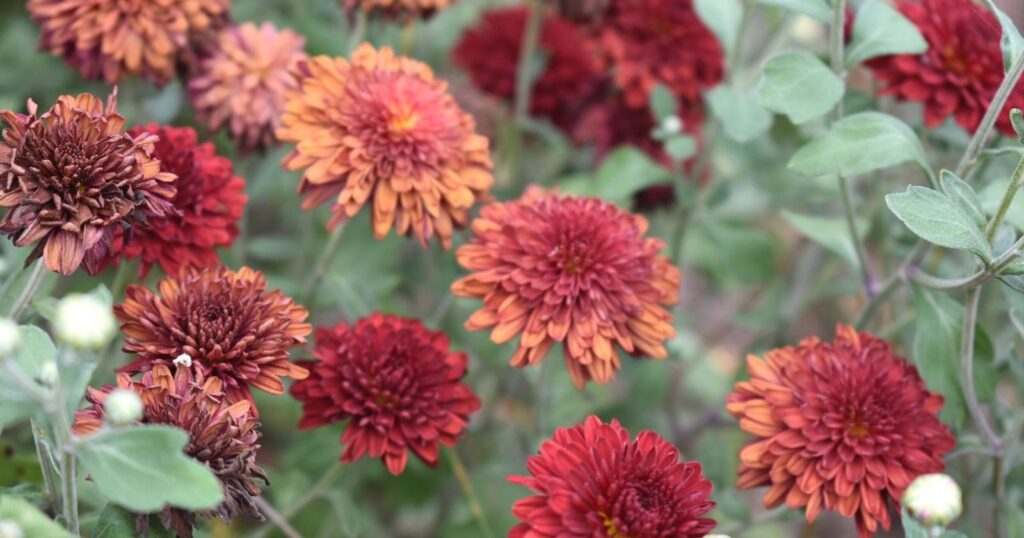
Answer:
xmin=514 ymin=0 xmax=543 ymax=122
xmin=445 ymin=449 xmax=496 ymax=538
xmin=253 ymin=497 xmax=302 ymax=538
xmin=986 ymin=155 xmax=1024 ymax=241
xmin=994 ymin=453 xmax=1006 ymax=538
xmin=109 ymin=261 xmax=135 ymax=301
xmin=30 ymin=420 xmax=61 ymax=516
xmin=348 ymin=10 xmax=368 ymax=53
xmin=6 ymin=261 xmax=47 ymax=322
xmin=52 ymin=350 xmax=79 ymax=535
xmin=957 ymin=51 xmax=1024 ymax=177
xmin=300 ymin=223 xmax=348 ymax=310
xmin=960 ymin=287 xmax=1002 ymax=451
xmin=251 ymin=461 xmax=344 ymax=538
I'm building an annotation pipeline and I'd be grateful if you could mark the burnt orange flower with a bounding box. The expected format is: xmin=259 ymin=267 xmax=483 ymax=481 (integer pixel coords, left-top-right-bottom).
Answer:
xmin=75 ymin=364 xmax=267 ymax=535
xmin=189 ymin=22 xmax=307 ymax=153
xmin=115 ymin=266 xmax=311 ymax=405
xmin=27 ymin=0 xmax=230 ymax=85
xmin=452 ymin=187 xmax=679 ymax=389
xmin=726 ymin=325 xmax=956 ymax=537
xmin=278 ymin=44 xmax=494 ymax=249
xmin=0 ymin=93 xmax=175 ymax=275
xmin=339 ymin=0 xmax=454 ymax=20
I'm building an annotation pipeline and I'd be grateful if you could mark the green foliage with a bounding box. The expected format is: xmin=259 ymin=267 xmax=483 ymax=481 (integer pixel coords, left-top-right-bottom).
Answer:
xmin=0 ymin=496 xmax=70 ymax=537
xmin=77 ymin=426 xmax=224 ymax=513
xmin=559 ymin=147 xmax=673 ymax=206
xmin=754 ymin=0 xmax=831 ymax=23
xmin=0 ymin=326 xmax=55 ymax=430
xmin=706 ymin=85 xmax=773 ymax=143
xmin=886 ymin=186 xmax=993 ymax=263
xmin=789 ymin=112 xmax=931 ymax=178
xmin=782 ymin=210 xmax=867 ymax=268
xmin=758 ymin=51 xmax=844 ymax=124
xmin=912 ymin=287 xmax=969 ymax=430
xmin=901 ymin=508 xmax=968 ymax=538
xmin=845 ymin=0 xmax=928 ymax=67
xmin=694 ymin=0 xmax=744 ymax=57
xmin=940 ymin=170 xmax=988 ymax=229
xmin=984 ymin=0 xmax=1024 ymax=72
xmin=93 ymin=504 xmax=174 ymax=538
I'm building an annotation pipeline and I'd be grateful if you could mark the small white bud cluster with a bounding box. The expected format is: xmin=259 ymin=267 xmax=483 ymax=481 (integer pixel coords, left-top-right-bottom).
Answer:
xmin=104 ymin=389 xmax=144 ymax=426
xmin=0 ymin=318 xmax=19 ymax=358
xmin=54 ymin=293 xmax=116 ymax=350
xmin=903 ymin=473 xmax=963 ymax=530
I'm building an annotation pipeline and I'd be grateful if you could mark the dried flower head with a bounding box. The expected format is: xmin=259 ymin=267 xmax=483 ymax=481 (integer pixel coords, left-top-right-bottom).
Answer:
xmin=291 ymin=314 xmax=481 ymax=475
xmin=866 ymin=0 xmax=1024 ymax=136
xmin=189 ymin=23 xmax=308 ymax=153
xmin=278 ymin=44 xmax=494 ymax=249
xmin=452 ymin=187 xmax=680 ymax=389
xmin=74 ymin=364 xmax=267 ymax=535
xmin=115 ymin=266 xmax=311 ymax=405
xmin=0 ymin=93 xmax=175 ymax=275
xmin=27 ymin=0 xmax=230 ymax=85
xmin=339 ymin=0 xmax=454 ymax=20
xmin=726 ymin=325 xmax=956 ymax=537
xmin=509 ymin=415 xmax=717 ymax=537
xmin=106 ymin=125 xmax=247 ymax=277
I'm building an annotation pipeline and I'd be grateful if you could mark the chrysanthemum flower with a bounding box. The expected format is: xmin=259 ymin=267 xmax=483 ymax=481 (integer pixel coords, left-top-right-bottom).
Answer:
xmin=453 ymin=6 xmax=602 ymax=129
xmin=104 ymin=125 xmax=246 ymax=277
xmin=596 ymin=0 xmax=724 ymax=110
xmin=278 ymin=44 xmax=494 ymax=249
xmin=290 ymin=314 xmax=480 ymax=475
xmin=189 ymin=23 xmax=308 ymax=153
xmin=0 ymin=93 xmax=175 ymax=275
xmin=27 ymin=0 xmax=230 ymax=85
xmin=867 ymin=0 xmax=1024 ymax=136
xmin=74 ymin=364 xmax=268 ymax=535
xmin=339 ymin=0 xmax=453 ymax=20
xmin=726 ymin=325 xmax=956 ymax=537
xmin=115 ymin=266 xmax=311 ymax=405
xmin=452 ymin=187 xmax=680 ymax=389
xmin=509 ymin=415 xmax=717 ymax=537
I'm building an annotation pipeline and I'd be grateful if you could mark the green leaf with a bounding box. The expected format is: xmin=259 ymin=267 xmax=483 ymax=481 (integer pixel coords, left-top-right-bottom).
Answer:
xmin=886 ymin=186 xmax=993 ymax=263
xmin=984 ymin=0 xmax=1024 ymax=72
xmin=559 ymin=147 xmax=672 ymax=206
xmin=782 ymin=210 xmax=867 ymax=269
xmin=695 ymin=0 xmax=743 ymax=57
xmin=0 ymin=496 xmax=70 ymax=537
xmin=755 ymin=0 xmax=831 ymax=23
xmin=706 ymin=85 xmax=773 ymax=143
xmin=940 ymin=169 xmax=987 ymax=228
xmin=664 ymin=135 xmax=697 ymax=161
xmin=0 ymin=326 xmax=55 ymax=429
xmin=845 ymin=0 xmax=928 ymax=67
xmin=77 ymin=425 xmax=224 ymax=513
xmin=92 ymin=504 xmax=175 ymax=538
xmin=648 ymin=83 xmax=677 ymax=121
xmin=757 ymin=51 xmax=844 ymax=124
xmin=685 ymin=218 xmax=780 ymax=287
xmin=912 ymin=287 xmax=967 ymax=430
xmin=789 ymin=112 xmax=930 ymax=178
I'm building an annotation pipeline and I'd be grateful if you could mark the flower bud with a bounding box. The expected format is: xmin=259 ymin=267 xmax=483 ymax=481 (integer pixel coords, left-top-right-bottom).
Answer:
xmin=104 ymin=389 xmax=143 ymax=426
xmin=902 ymin=473 xmax=962 ymax=529
xmin=661 ymin=115 xmax=683 ymax=135
xmin=790 ymin=15 xmax=825 ymax=45
xmin=0 ymin=520 xmax=23 ymax=538
xmin=38 ymin=361 xmax=58 ymax=386
xmin=0 ymin=318 xmax=19 ymax=357
xmin=54 ymin=293 xmax=115 ymax=350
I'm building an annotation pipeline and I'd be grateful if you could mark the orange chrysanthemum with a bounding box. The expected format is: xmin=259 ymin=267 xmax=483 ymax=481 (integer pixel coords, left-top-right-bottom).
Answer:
xmin=339 ymin=0 xmax=454 ymax=20
xmin=27 ymin=0 xmax=230 ymax=85
xmin=452 ymin=187 xmax=679 ymax=389
xmin=116 ymin=266 xmax=312 ymax=405
xmin=278 ymin=44 xmax=494 ymax=249
xmin=726 ymin=325 xmax=956 ymax=537
xmin=189 ymin=22 xmax=308 ymax=153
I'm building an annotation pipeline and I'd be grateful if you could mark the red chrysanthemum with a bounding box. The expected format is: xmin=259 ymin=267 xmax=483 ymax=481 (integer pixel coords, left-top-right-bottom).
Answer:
xmin=104 ymin=125 xmax=246 ymax=277
xmin=867 ymin=0 xmax=1024 ymax=136
xmin=290 ymin=314 xmax=481 ymax=475
xmin=509 ymin=415 xmax=716 ymax=537
xmin=116 ymin=266 xmax=311 ymax=405
xmin=452 ymin=187 xmax=680 ymax=389
xmin=454 ymin=6 xmax=602 ymax=129
xmin=726 ymin=325 xmax=956 ymax=537
xmin=74 ymin=364 xmax=267 ymax=536
xmin=596 ymin=0 xmax=724 ymax=110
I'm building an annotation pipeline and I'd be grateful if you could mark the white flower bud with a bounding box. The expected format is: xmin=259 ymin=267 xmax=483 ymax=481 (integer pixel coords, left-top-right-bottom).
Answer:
xmin=0 ymin=318 xmax=19 ymax=357
xmin=0 ymin=520 xmax=23 ymax=538
xmin=790 ymin=15 xmax=825 ymax=45
xmin=661 ymin=115 xmax=683 ymax=135
xmin=173 ymin=353 xmax=193 ymax=367
xmin=54 ymin=293 xmax=115 ymax=350
xmin=104 ymin=389 xmax=143 ymax=426
xmin=38 ymin=360 xmax=58 ymax=386
xmin=903 ymin=473 xmax=962 ymax=529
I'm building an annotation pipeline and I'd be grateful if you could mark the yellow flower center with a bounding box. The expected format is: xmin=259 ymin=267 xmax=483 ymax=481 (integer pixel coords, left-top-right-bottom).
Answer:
xmin=602 ymin=514 xmax=630 ymax=538
xmin=390 ymin=110 xmax=420 ymax=133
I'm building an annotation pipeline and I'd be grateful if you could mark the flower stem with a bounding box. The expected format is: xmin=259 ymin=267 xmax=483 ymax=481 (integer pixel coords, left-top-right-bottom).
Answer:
xmin=251 ymin=461 xmax=344 ymax=538
xmin=109 ymin=260 xmax=135 ymax=301
xmin=957 ymin=50 xmax=1024 ymax=177
xmin=253 ymin=497 xmax=303 ymax=538
xmin=986 ymin=153 xmax=1024 ymax=241
xmin=514 ymin=0 xmax=543 ymax=123
xmin=445 ymin=448 xmax=495 ymax=538
xmin=52 ymin=350 xmax=79 ymax=535
xmin=6 ymin=261 xmax=47 ymax=322
xmin=301 ymin=222 xmax=348 ymax=310
xmin=960 ymin=287 xmax=1001 ymax=451
xmin=30 ymin=420 xmax=61 ymax=516
xmin=347 ymin=10 xmax=368 ymax=54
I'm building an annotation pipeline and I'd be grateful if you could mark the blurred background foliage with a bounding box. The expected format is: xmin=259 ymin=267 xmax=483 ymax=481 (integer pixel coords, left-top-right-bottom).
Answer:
xmin=1 ymin=0 xmax=1024 ymax=537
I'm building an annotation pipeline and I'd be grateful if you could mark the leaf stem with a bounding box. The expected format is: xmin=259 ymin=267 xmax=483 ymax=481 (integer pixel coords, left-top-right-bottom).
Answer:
xmin=986 ymin=153 xmax=1024 ymax=241
xmin=445 ymin=448 xmax=496 ymax=538
xmin=301 ymin=222 xmax=348 ymax=311
xmin=959 ymin=287 xmax=1002 ymax=452
xmin=957 ymin=51 xmax=1024 ymax=177
xmin=6 ymin=261 xmax=47 ymax=322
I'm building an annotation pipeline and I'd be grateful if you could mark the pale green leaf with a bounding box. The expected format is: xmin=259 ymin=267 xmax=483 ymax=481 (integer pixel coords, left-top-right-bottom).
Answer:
xmin=0 ymin=326 xmax=55 ymax=429
xmin=845 ymin=0 xmax=928 ymax=67
xmin=695 ymin=0 xmax=744 ymax=56
xmin=782 ymin=211 xmax=867 ymax=268
xmin=886 ymin=186 xmax=992 ymax=262
xmin=984 ymin=0 xmax=1024 ymax=72
xmin=0 ymin=496 xmax=70 ymax=537
xmin=559 ymin=147 xmax=672 ymax=206
xmin=648 ymin=83 xmax=677 ymax=121
xmin=758 ymin=51 xmax=844 ymax=123
xmin=939 ymin=169 xmax=987 ymax=228
xmin=911 ymin=287 xmax=967 ymax=430
xmin=790 ymin=112 xmax=930 ymax=177
xmin=706 ymin=85 xmax=773 ymax=143
xmin=755 ymin=0 xmax=831 ymax=23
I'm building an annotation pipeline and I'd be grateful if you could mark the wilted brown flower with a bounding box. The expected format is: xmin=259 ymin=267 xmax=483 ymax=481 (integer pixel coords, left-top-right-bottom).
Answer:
xmin=74 ymin=364 xmax=268 ymax=536
xmin=452 ymin=187 xmax=680 ymax=389
xmin=339 ymin=0 xmax=454 ymax=20
xmin=189 ymin=22 xmax=308 ymax=153
xmin=116 ymin=266 xmax=312 ymax=405
xmin=27 ymin=0 xmax=230 ymax=85
xmin=0 ymin=93 xmax=176 ymax=275
xmin=278 ymin=44 xmax=494 ymax=249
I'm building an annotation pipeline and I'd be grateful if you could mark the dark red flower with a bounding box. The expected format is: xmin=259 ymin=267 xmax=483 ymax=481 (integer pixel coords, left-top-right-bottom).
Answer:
xmin=509 ymin=415 xmax=716 ymax=537
xmin=726 ymin=325 xmax=956 ymax=537
xmin=290 ymin=314 xmax=481 ymax=475
xmin=454 ymin=6 xmax=602 ymax=129
xmin=105 ymin=125 xmax=246 ymax=277
xmin=867 ymin=0 xmax=1024 ymax=136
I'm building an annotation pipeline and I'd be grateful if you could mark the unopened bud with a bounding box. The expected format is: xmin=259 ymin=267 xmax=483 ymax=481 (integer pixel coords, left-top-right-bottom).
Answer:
xmin=0 ymin=318 xmax=19 ymax=357
xmin=104 ymin=389 xmax=143 ymax=426
xmin=0 ymin=520 xmax=23 ymax=538
xmin=661 ymin=115 xmax=683 ymax=135
xmin=903 ymin=473 xmax=962 ymax=529
xmin=54 ymin=293 xmax=115 ymax=350
xmin=791 ymin=15 xmax=825 ymax=45
xmin=38 ymin=361 xmax=58 ymax=386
